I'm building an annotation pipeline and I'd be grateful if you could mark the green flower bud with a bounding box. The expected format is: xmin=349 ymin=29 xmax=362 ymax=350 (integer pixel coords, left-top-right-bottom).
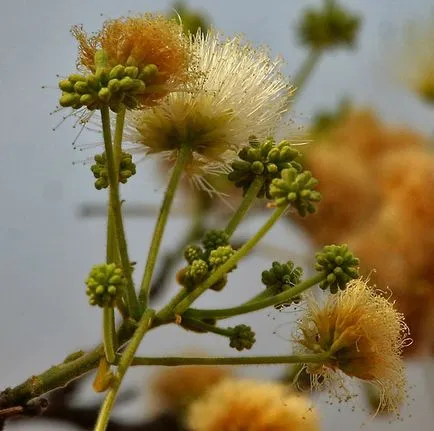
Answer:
xmin=229 ymin=324 xmax=256 ymax=351
xmin=179 ymin=259 xmax=209 ymax=290
xmin=119 ymin=76 xmax=135 ymax=91
xmin=74 ymin=81 xmax=90 ymax=95
xmin=118 ymin=152 xmax=136 ymax=184
xmin=131 ymin=79 xmax=146 ymax=94
xmin=208 ymin=245 xmax=235 ymax=269
xmin=59 ymin=93 xmax=80 ymax=107
xmin=109 ymin=64 xmax=126 ymax=80
xmin=189 ymin=259 xmax=209 ymax=280
xmin=91 ymin=151 xmax=136 ymax=189
xmin=297 ymin=1 xmax=361 ymax=50
xmin=261 ymin=260 xmax=303 ymax=307
xmin=59 ymin=79 xmax=75 ymax=93
xmin=85 ymin=263 xmax=126 ymax=307
xmin=68 ymin=74 xmax=86 ymax=83
xmin=202 ymin=230 xmax=230 ymax=253
xmin=124 ymin=66 xmax=139 ymax=79
xmin=228 ymin=137 xmax=302 ymax=198
xmin=184 ymin=244 xmax=205 ymax=264
xmin=80 ymin=93 xmax=98 ymax=107
xmin=86 ymin=74 xmax=100 ymax=90
xmin=269 ymin=168 xmax=321 ymax=216
xmin=98 ymin=87 xmax=112 ymax=103
xmin=315 ymin=244 xmax=360 ymax=293
xmin=108 ymin=79 xmax=121 ymax=93
xmin=139 ymin=64 xmax=158 ymax=83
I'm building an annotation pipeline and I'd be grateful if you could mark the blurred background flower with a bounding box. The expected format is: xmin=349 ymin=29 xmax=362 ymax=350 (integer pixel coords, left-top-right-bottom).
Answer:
xmin=2 ymin=0 xmax=434 ymax=430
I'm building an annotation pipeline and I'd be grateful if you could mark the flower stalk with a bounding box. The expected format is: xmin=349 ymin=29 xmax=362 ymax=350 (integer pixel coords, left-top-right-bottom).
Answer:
xmin=138 ymin=144 xmax=192 ymax=308
xmin=185 ymin=272 xmax=326 ymax=320
xmin=100 ymin=106 xmax=140 ymax=319
xmin=95 ymin=309 xmax=155 ymax=431
xmin=102 ymin=307 xmax=117 ymax=364
xmin=166 ymin=205 xmax=288 ymax=318
xmin=293 ymin=49 xmax=322 ymax=96
xmin=128 ymin=351 xmax=332 ymax=366
xmin=225 ymin=176 xmax=264 ymax=236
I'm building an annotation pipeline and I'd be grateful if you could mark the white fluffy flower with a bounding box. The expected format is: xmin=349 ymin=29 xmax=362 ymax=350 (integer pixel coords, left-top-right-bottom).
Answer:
xmin=124 ymin=30 xmax=292 ymax=185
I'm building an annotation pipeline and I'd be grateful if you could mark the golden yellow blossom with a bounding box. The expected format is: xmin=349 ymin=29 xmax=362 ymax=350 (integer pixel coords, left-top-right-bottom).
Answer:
xmin=71 ymin=14 xmax=191 ymax=105
xmin=296 ymin=279 xmax=409 ymax=412
xmin=187 ymin=378 xmax=320 ymax=431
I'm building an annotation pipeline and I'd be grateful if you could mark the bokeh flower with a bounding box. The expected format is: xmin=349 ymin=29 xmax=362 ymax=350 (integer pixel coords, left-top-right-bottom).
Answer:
xmin=151 ymin=364 xmax=229 ymax=413
xmin=187 ymin=378 xmax=320 ymax=431
xmin=393 ymin=15 xmax=434 ymax=104
xmin=124 ymin=30 xmax=292 ymax=182
xmin=296 ymin=109 xmax=428 ymax=245
xmin=296 ymin=279 xmax=409 ymax=412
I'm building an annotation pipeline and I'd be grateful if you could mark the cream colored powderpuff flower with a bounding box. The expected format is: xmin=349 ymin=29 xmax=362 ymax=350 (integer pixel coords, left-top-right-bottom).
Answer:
xmin=124 ymin=30 xmax=292 ymax=186
xmin=296 ymin=279 xmax=410 ymax=413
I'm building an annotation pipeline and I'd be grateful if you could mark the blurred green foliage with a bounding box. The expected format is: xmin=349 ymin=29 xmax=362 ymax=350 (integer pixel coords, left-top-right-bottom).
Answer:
xmin=169 ymin=1 xmax=211 ymax=34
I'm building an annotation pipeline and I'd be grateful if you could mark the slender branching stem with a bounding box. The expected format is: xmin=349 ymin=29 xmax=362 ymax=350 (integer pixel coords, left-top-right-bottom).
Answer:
xmin=102 ymin=307 xmax=117 ymax=364
xmin=185 ymin=272 xmax=326 ymax=320
xmin=94 ymin=309 xmax=155 ymax=431
xmin=225 ymin=177 xmax=264 ymax=236
xmin=128 ymin=352 xmax=332 ymax=367
xmin=164 ymin=206 xmax=287 ymax=318
xmin=100 ymin=106 xmax=140 ymax=319
xmin=181 ymin=316 xmax=233 ymax=337
xmin=138 ymin=144 xmax=192 ymax=309
xmin=112 ymin=106 xmax=126 ymax=174
xmin=293 ymin=49 xmax=322 ymax=97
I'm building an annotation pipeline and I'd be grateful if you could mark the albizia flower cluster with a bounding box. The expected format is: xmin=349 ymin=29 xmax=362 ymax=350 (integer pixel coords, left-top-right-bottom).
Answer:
xmin=296 ymin=279 xmax=409 ymax=413
xmin=295 ymin=109 xmax=434 ymax=355
xmin=125 ymin=30 xmax=291 ymax=184
xmin=72 ymin=14 xmax=191 ymax=106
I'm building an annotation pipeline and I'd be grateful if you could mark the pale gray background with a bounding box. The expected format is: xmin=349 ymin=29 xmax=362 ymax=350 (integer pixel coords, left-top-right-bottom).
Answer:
xmin=1 ymin=0 xmax=433 ymax=429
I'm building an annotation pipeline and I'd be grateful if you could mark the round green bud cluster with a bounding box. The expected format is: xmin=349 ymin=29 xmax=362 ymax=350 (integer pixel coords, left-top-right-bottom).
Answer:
xmin=85 ymin=263 xmax=126 ymax=307
xmin=297 ymin=1 xmax=361 ymax=50
xmin=184 ymin=244 xmax=205 ymax=264
xmin=269 ymin=168 xmax=321 ymax=216
xmin=228 ymin=137 xmax=302 ymax=198
xmin=178 ymin=232 xmax=234 ymax=292
xmin=315 ymin=244 xmax=360 ymax=293
xmin=90 ymin=152 xmax=136 ymax=190
xmin=177 ymin=259 xmax=209 ymax=290
xmin=59 ymin=51 xmax=158 ymax=112
xmin=229 ymin=325 xmax=256 ymax=351
xmin=261 ymin=261 xmax=303 ymax=307
xmin=208 ymin=245 xmax=235 ymax=269
xmin=202 ymin=229 xmax=230 ymax=253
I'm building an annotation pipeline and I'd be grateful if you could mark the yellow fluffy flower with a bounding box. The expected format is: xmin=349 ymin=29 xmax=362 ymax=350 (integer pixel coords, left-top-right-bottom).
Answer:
xmin=71 ymin=14 xmax=191 ymax=106
xmin=296 ymin=279 xmax=409 ymax=412
xmin=187 ymin=378 xmax=320 ymax=431
xmin=124 ymin=30 xmax=292 ymax=181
